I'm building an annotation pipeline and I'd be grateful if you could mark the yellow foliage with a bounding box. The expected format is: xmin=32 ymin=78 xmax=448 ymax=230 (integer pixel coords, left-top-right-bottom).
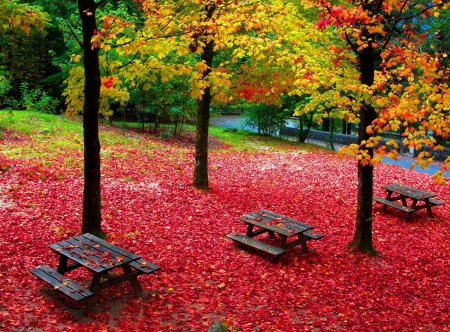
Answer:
xmin=63 ymin=65 xmax=129 ymax=120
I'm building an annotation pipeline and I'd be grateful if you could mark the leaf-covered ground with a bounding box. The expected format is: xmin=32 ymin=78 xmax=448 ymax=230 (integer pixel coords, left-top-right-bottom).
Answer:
xmin=1 ymin=117 xmax=449 ymax=331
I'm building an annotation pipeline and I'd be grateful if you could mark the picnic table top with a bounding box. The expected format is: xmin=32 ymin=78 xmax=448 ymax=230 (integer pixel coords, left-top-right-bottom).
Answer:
xmin=49 ymin=233 xmax=141 ymax=274
xmin=239 ymin=209 xmax=313 ymax=237
xmin=381 ymin=184 xmax=437 ymax=200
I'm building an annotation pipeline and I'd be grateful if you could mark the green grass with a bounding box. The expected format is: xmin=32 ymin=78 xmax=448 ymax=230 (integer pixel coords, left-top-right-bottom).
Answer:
xmin=1 ymin=110 xmax=326 ymax=156
xmin=1 ymin=110 xmax=83 ymax=136
xmin=1 ymin=110 xmax=85 ymax=160
xmin=208 ymin=125 xmax=328 ymax=152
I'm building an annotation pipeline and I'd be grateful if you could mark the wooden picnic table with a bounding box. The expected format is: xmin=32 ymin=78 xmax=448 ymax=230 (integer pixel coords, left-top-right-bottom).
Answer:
xmin=227 ymin=209 xmax=323 ymax=257
xmin=30 ymin=233 xmax=160 ymax=308
xmin=373 ymin=183 xmax=444 ymax=218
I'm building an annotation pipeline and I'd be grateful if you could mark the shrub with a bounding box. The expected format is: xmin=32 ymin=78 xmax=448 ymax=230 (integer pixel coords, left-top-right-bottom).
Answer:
xmin=243 ymin=103 xmax=291 ymax=136
xmin=20 ymin=82 xmax=59 ymax=114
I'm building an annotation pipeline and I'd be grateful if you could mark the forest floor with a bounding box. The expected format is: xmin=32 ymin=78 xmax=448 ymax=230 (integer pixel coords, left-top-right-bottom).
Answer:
xmin=1 ymin=112 xmax=449 ymax=331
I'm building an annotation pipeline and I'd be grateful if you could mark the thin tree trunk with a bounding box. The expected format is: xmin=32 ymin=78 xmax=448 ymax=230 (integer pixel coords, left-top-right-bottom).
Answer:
xmin=322 ymin=117 xmax=330 ymax=132
xmin=329 ymin=118 xmax=335 ymax=151
xmin=193 ymin=5 xmax=215 ymax=190
xmin=348 ymin=49 xmax=377 ymax=255
xmin=298 ymin=116 xmax=303 ymax=142
xmin=78 ymin=0 xmax=104 ymax=237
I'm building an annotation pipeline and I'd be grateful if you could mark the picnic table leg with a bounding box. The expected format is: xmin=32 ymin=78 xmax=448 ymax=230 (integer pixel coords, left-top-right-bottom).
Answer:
xmin=401 ymin=197 xmax=408 ymax=207
xmin=407 ymin=199 xmax=419 ymax=219
xmin=56 ymin=255 xmax=69 ymax=275
xmin=245 ymin=224 xmax=254 ymax=237
xmin=423 ymin=199 xmax=433 ymax=217
xmin=279 ymin=236 xmax=287 ymax=250
xmin=121 ymin=264 xmax=143 ymax=293
xmin=298 ymin=234 xmax=309 ymax=253
xmin=85 ymin=273 xmax=102 ymax=310
xmin=383 ymin=191 xmax=393 ymax=210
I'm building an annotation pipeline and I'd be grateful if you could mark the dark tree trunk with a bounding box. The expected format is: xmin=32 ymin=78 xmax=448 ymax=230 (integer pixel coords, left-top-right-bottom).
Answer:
xmin=342 ymin=120 xmax=352 ymax=135
xmin=193 ymin=5 xmax=215 ymax=190
xmin=348 ymin=48 xmax=378 ymax=255
xmin=322 ymin=117 xmax=330 ymax=132
xmin=347 ymin=121 xmax=352 ymax=135
xmin=298 ymin=116 xmax=304 ymax=142
xmin=78 ymin=0 xmax=104 ymax=237
xmin=328 ymin=118 xmax=335 ymax=151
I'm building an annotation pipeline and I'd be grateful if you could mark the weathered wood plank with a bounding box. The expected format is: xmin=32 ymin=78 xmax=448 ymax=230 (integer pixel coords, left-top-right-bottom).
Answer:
xmin=30 ymin=265 xmax=94 ymax=301
xmin=226 ymin=233 xmax=285 ymax=256
xmin=129 ymin=259 xmax=161 ymax=274
xmin=373 ymin=197 xmax=416 ymax=213
xmin=303 ymin=231 xmax=324 ymax=240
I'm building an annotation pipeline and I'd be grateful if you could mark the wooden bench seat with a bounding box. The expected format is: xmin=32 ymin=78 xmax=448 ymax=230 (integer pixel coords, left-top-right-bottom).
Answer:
xmin=373 ymin=197 xmax=416 ymax=213
xmin=30 ymin=265 xmax=94 ymax=301
xmin=226 ymin=233 xmax=285 ymax=256
xmin=303 ymin=231 xmax=324 ymax=240
xmin=429 ymin=199 xmax=444 ymax=206
xmin=129 ymin=259 xmax=160 ymax=274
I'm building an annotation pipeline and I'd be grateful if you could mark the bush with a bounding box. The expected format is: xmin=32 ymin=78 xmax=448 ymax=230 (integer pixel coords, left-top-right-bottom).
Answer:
xmin=243 ymin=103 xmax=291 ymax=136
xmin=20 ymin=82 xmax=59 ymax=114
xmin=0 ymin=75 xmax=10 ymax=106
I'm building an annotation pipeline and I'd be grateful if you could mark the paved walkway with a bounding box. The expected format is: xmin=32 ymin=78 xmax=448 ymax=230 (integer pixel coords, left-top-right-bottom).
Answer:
xmin=210 ymin=115 xmax=449 ymax=178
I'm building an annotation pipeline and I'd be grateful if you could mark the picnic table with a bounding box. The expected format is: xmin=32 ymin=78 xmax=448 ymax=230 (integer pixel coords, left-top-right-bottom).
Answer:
xmin=373 ymin=183 xmax=444 ymax=218
xmin=226 ymin=209 xmax=323 ymax=257
xmin=30 ymin=233 xmax=160 ymax=308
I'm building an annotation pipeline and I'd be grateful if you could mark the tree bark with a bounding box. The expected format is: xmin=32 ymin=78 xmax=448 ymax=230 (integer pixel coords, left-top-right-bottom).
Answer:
xmin=78 ymin=0 xmax=105 ymax=237
xmin=322 ymin=117 xmax=330 ymax=132
xmin=193 ymin=5 xmax=215 ymax=190
xmin=348 ymin=48 xmax=378 ymax=255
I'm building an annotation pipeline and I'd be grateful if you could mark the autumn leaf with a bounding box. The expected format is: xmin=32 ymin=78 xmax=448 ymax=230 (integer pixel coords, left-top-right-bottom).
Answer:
xmin=6 ymin=111 xmax=450 ymax=331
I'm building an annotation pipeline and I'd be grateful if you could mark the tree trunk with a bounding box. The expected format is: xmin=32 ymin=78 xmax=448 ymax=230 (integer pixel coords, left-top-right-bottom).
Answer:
xmin=298 ymin=116 xmax=304 ymax=142
xmin=328 ymin=118 xmax=335 ymax=151
xmin=348 ymin=48 xmax=378 ymax=255
xmin=322 ymin=117 xmax=330 ymax=132
xmin=193 ymin=6 xmax=215 ymax=190
xmin=78 ymin=0 xmax=105 ymax=237
xmin=346 ymin=121 xmax=352 ymax=135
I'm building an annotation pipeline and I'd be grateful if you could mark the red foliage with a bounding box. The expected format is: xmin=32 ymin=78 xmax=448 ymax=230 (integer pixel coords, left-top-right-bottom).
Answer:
xmin=238 ymin=86 xmax=270 ymax=102
xmin=103 ymin=77 xmax=113 ymax=89
xmin=0 ymin=125 xmax=449 ymax=331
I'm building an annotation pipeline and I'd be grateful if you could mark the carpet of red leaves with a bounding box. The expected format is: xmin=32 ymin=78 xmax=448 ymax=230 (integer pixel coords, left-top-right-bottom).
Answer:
xmin=1 ymin=125 xmax=449 ymax=331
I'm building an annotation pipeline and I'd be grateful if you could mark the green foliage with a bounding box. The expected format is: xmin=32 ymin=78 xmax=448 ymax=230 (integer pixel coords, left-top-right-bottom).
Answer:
xmin=20 ymin=82 xmax=59 ymax=114
xmin=243 ymin=103 xmax=291 ymax=136
xmin=0 ymin=0 xmax=49 ymax=33
xmin=0 ymin=74 xmax=10 ymax=105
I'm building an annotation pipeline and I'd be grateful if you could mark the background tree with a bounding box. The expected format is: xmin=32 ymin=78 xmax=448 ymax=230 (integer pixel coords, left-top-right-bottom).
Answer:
xmin=0 ymin=0 xmax=49 ymax=107
xmin=86 ymin=0 xmax=312 ymax=190
xmin=301 ymin=0 xmax=450 ymax=254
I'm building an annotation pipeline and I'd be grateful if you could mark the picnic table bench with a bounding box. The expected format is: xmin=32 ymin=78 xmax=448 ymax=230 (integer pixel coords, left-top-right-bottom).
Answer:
xmin=227 ymin=209 xmax=323 ymax=257
xmin=30 ymin=233 xmax=160 ymax=308
xmin=373 ymin=183 xmax=444 ymax=219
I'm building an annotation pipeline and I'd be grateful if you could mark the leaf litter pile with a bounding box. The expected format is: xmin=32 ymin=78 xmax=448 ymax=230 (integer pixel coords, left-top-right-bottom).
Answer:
xmin=0 ymin=122 xmax=449 ymax=331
